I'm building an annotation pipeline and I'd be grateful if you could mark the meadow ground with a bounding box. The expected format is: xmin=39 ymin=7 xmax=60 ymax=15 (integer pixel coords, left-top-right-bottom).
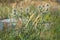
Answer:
xmin=0 ymin=1 xmax=60 ymax=40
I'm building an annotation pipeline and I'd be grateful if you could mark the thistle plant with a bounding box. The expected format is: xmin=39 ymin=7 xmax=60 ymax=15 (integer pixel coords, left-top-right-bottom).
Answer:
xmin=20 ymin=7 xmax=24 ymax=18
xmin=44 ymin=3 xmax=50 ymax=12
xmin=25 ymin=7 xmax=30 ymax=14
xmin=37 ymin=5 xmax=43 ymax=12
xmin=25 ymin=7 xmax=30 ymax=18
xmin=0 ymin=2 xmax=60 ymax=40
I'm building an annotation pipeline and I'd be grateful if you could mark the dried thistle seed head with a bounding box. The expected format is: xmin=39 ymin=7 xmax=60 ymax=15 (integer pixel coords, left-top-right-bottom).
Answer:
xmin=32 ymin=11 xmax=35 ymax=13
xmin=20 ymin=7 xmax=23 ymax=12
xmin=25 ymin=7 xmax=30 ymax=13
xmin=14 ymin=9 xmax=17 ymax=15
xmin=14 ymin=9 xmax=16 ymax=12
xmin=47 ymin=4 xmax=49 ymax=6
xmin=37 ymin=5 xmax=44 ymax=12
xmin=42 ymin=5 xmax=45 ymax=7
xmin=46 ymin=3 xmax=49 ymax=6
xmin=42 ymin=4 xmax=50 ymax=13
xmin=12 ymin=8 xmax=17 ymax=16
xmin=45 ymin=3 xmax=50 ymax=8
xmin=37 ymin=5 xmax=42 ymax=9
xmin=39 ymin=5 xmax=41 ymax=8
xmin=44 ymin=7 xmax=49 ymax=12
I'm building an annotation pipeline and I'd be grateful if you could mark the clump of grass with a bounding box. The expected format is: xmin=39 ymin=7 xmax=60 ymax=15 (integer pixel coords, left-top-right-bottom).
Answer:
xmin=0 ymin=3 xmax=60 ymax=40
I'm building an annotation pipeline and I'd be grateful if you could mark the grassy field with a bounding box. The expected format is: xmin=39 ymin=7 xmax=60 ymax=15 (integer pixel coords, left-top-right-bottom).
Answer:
xmin=0 ymin=1 xmax=60 ymax=40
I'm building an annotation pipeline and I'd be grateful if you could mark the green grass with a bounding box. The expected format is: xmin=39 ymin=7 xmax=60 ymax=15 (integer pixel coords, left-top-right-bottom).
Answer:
xmin=0 ymin=5 xmax=60 ymax=40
